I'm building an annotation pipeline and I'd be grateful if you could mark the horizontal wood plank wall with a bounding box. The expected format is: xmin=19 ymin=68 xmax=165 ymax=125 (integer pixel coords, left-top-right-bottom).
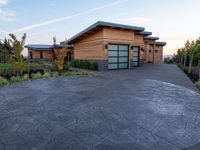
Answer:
xmin=74 ymin=30 xmax=106 ymax=60
xmin=28 ymin=50 xmax=52 ymax=60
xmin=154 ymin=45 xmax=164 ymax=63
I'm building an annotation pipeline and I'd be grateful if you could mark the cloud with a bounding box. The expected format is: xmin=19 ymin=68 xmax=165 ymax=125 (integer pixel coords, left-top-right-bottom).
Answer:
xmin=0 ymin=0 xmax=15 ymax=23
xmin=0 ymin=8 xmax=15 ymax=22
xmin=116 ymin=17 xmax=151 ymax=24
xmin=0 ymin=0 xmax=8 ymax=5
xmin=8 ymin=0 xmax=129 ymax=34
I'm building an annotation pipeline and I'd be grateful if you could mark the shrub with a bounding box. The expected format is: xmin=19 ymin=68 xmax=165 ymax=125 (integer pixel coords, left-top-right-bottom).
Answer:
xmin=32 ymin=72 xmax=43 ymax=80
xmin=0 ymin=77 xmax=9 ymax=87
xmin=43 ymin=72 xmax=51 ymax=78
xmin=22 ymin=74 xmax=29 ymax=81
xmin=195 ymin=81 xmax=200 ymax=90
xmin=0 ymin=63 xmax=14 ymax=77
xmin=10 ymin=76 xmax=23 ymax=83
xmin=52 ymin=72 xmax=59 ymax=77
xmin=70 ymin=60 xmax=97 ymax=70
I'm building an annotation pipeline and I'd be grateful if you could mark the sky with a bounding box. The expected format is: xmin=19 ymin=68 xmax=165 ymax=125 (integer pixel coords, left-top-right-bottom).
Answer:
xmin=0 ymin=0 xmax=200 ymax=56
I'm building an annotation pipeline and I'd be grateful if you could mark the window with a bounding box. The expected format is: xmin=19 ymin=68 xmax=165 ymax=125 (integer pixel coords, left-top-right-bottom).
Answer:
xmin=155 ymin=50 xmax=158 ymax=53
xmin=29 ymin=52 xmax=33 ymax=59
xmin=40 ymin=51 xmax=43 ymax=59
xmin=149 ymin=50 xmax=152 ymax=53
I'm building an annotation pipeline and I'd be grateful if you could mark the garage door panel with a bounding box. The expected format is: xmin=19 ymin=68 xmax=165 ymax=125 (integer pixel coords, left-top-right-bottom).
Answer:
xmin=119 ymin=63 xmax=128 ymax=69
xmin=108 ymin=64 xmax=118 ymax=69
xmin=108 ymin=57 xmax=118 ymax=63
xmin=119 ymin=51 xmax=128 ymax=56
xmin=119 ymin=45 xmax=129 ymax=51
xmin=108 ymin=45 xmax=118 ymax=50
xmin=108 ymin=51 xmax=118 ymax=57
xmin=119 ymin=57 xmax=128 ymax=63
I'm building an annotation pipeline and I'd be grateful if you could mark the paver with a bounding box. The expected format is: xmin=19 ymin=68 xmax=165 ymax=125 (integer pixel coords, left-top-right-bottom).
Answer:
xmin=0 ymin=64 xmax=199 ymax=150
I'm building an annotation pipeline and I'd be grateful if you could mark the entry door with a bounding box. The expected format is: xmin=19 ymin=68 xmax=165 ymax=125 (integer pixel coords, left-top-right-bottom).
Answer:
xmin=133 ymin=47 xmax=140 ymax=67
xmin=108 ymin=44 xmax=129 ymax=70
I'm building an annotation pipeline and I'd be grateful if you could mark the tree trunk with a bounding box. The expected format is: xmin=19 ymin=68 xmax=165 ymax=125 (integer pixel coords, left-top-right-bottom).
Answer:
xmin=199 ymin=68 xmax=200 ymax=81
xmin=183 ymin=52 xmax=187 ymax=69
xmin=180 ymin=56 xmax=183 ymax=65
xmin=188 ymin=54 xmax=193 ymax=74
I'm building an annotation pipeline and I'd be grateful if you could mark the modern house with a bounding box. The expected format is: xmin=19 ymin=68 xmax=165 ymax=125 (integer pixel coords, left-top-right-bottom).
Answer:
xmin=25 ymin=21 xmax=166 ymax=70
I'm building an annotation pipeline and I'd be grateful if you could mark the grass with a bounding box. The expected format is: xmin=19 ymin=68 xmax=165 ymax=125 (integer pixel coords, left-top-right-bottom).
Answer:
xmin=195 ymin=81 xmax=200 ymax=90
xmin=43 ymin=72 xmax=51 ymax=78
xmin=32 ymin=72 xmax=43 ymax=80
xmin=0 ymin=71 xmax=94 ymax=88
xmin=10 ymin=76 xmax=23 ymax=83
xmin=62 ymin=71 xmax=94 ymax=76
xmin=0 ymin=77 xmax=9 ymax=87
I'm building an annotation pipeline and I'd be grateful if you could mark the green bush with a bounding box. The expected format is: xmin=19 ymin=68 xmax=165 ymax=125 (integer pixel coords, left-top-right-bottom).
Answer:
xmin=0 ymin=76 xmax=9 ymax=87
xmin=52 ymin=72 xmax=59 ymax=77
xmin=195 ymin=81 xmax=200 ymax=90
xmin=70 ymin=60 xmax=97 ymax=70
xmin=32 ymin=72 xmax=43 ymax=80
xmin=10 ymin=76 xmax=23 ymax=83
xmin=0 ymin=63 xmax=14 ymax=76
xmin=43 ymin=72 xmax=51 ymax=78
xmin=22 ymin=74 xmax=29 ymax=81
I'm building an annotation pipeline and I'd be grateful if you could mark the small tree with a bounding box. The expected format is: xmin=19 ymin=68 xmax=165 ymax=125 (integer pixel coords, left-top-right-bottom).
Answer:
xmin=188 ymin=40 xmax=200 ymax=74
xmin=52 ymin=36 xmax=66 ymax=72
xmin=9 ymin=33 xmax=27 ymax=75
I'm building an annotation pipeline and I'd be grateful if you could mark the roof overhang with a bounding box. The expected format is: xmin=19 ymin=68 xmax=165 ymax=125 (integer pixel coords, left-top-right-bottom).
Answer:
xmin=144 ymin=36 xmax=159 ymax=40
xmin=138 ymin=31 xmax=152 ymax=36
xmin=155 ymin=41 xmax=167 ymax=46
xmin=25 ymin=44 xmax=74 ymax=51
xmin=67 ymin=21 xmax=145 ymax=44
xmin=25 ymin=44 xmax=53 ymax=51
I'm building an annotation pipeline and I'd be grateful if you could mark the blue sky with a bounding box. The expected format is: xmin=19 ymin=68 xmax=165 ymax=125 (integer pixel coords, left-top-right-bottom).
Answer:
xmin=0 ymin=0 xmax=200 ymax=55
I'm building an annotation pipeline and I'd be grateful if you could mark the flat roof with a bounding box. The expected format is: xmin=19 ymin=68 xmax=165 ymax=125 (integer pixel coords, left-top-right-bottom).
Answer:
xmin=67 ymin=21 xmax=145 ymax=44
xmin=25 ymin=44 xmax=54 ymax=50
xmin=25 ymin=44 xmax=74 ymax=50
xmin=144 ymin=36 xmax=159 ymax=40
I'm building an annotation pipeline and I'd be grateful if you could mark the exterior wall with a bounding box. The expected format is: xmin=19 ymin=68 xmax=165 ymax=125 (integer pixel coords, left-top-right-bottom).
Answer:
xmin=28 ymin=48 xmax=73 ymax=61
xmin=154 ymin=45 xmax=164 ymax=63
xmin=28 ymin=49 xmax=52 ymax=60
xmin=73 ymin=30 xmax=105 ymax=61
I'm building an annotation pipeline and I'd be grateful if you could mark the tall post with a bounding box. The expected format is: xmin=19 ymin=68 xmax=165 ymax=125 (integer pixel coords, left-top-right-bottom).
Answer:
xmin=152 ymin=43 xmax=155 ymax=64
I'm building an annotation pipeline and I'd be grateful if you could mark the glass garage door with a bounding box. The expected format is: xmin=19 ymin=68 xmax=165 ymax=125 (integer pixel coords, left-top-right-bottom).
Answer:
xmin=108 ymin=44 xmax=129 ymax=70
xmin=133 ymin=47 xmax=140 ymax=67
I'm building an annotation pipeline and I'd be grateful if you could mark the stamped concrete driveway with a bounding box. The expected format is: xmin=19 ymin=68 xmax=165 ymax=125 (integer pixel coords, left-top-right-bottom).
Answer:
xmin=0 ymin=64 xmax=200 ymax=150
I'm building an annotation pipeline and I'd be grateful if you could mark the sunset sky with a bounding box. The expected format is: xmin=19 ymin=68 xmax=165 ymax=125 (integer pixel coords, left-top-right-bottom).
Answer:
xmin=0 ymin=0 xmax=200 ymax=56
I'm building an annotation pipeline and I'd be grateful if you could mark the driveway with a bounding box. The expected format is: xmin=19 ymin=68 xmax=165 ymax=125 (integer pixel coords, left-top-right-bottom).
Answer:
xmin=0 ymin=64 xmax=200 ymax=150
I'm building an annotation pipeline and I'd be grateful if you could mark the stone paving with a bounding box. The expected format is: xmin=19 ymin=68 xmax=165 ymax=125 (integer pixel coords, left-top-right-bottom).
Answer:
xmin=0 ymin=64 xmax=200 ymax=150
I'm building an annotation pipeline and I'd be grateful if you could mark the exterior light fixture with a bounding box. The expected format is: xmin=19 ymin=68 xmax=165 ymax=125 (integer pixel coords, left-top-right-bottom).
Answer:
xmin=131 ymin=45 xmax=134 ymax=50
xmin=105 ymin=44 xmax=108 ymax=49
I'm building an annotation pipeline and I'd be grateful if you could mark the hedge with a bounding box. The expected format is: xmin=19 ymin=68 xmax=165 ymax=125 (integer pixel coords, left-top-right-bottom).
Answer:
xmin=70 ymin=60 xmax=97 ymax=70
